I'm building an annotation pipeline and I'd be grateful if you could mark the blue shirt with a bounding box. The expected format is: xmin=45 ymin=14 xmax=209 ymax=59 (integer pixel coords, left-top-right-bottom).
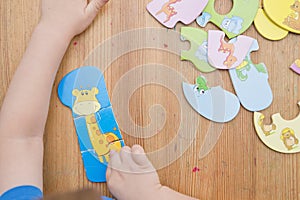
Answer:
xmin=0 ymin=185 xmax=113 ymax=200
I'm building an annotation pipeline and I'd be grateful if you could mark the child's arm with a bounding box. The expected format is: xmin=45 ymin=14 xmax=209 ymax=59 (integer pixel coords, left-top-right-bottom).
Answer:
xmin=0 ymin=0 xmax=109 ymax=194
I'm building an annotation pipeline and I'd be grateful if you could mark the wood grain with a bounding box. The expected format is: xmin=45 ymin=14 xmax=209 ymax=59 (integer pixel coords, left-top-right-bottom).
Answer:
xmin=0 ymin=0 xmax=299 ymax=199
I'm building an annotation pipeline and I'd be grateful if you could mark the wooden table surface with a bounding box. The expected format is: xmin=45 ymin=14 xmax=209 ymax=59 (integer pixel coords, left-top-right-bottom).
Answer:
xmin=1 ymin=0 xmax=299 ymax=199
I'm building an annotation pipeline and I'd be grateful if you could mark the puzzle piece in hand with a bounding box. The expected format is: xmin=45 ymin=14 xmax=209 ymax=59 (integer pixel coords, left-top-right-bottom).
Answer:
xmin=146 ymin=0 xmax=208 ymax=28
xmin=182 ymin=76 xmax=240 ymax=123
xmin=58 ymin=66 xmax=124 ymax=182
xmin=180 ymin=27 xmax=216 ymax=73
xmin=207 ymin=30 xmax=254 ymax=69
xmin=264 ymin=0 xmax=300 ymax=34
xmin=254 ymin=8 xmax=289 ymax=41
xmin=254 ymin=102 xmax=300 ymax=153
xmin=290 ymin=59 xmax=300 ymax=75
xmin=196 ymin=0 xmax=259 ymax=38
xmin=228 ymin=39 xmax=273 ymax=112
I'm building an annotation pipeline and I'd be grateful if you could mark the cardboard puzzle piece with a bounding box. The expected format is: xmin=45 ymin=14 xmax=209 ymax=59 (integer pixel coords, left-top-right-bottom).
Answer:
xmin=290 ymin=59 xmax=300 ymax=75
xmin=254 ymin=8 xmax=289 ymax=41
xmin=207 ymin=30 xmax=254 ymax=69
xmin=146 ymin=0 xmax=208 ymax=28
xmin=58 ymin=66 xmax=124 ymax=182
xmin=228 ymin=39 xmax=273 ymax=112
xmin=264 ymin=0 xmax=300 ymax=34
xmin=182 ymin=76 xmax=240 ymax=123
xmin=254 ymin=102 xmax=300 ymax=153
xmin=196 ymin=0 xmax=259 ymax=38
xmin=180 ymin=27 xmax=216 ymax=73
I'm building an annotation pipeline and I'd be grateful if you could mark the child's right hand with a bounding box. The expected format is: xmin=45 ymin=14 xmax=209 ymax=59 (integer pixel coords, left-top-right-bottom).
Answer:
xmin=106 ymin=145 xmax=163 ymax=200
xmin=39 ymin=0 xmax=109 ymax=39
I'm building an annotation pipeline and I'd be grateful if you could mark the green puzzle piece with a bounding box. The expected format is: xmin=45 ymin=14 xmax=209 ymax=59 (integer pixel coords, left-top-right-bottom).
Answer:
xmin=196 ymin=0 xmax=259 ymax=39
xmin=181 ymin=27 xmax=216 ymax=73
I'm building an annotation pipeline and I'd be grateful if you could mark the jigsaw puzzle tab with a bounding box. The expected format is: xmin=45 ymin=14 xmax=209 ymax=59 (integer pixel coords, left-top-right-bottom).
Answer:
xmin=229 ymin=39 xmax=273 ymax=111
xmin=146 ymin=0 xmax=208 ymax=28
xmin=180 ymin=27 xmax=216 ymax=73
xmin=207 ymin=30 xmax=254 ymax=69
xmin=182 ymin=76 xmax=240 ymax=123
xmin=196 ymin=0 xmax=259 ymax=38
xmin=58 ymin=66 xmax=124 ymax=182
xmin=254 ymin=102 xmax=300 ymax=153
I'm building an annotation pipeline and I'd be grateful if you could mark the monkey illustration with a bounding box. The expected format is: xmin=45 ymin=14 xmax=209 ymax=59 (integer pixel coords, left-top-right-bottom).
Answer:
xmin=258 ymin=114 xmax=276 ymax=136
xmin=281 ymin=128 xmax=299 ymax=150
xmin=283 ymin=0 xmax=300 ymax=30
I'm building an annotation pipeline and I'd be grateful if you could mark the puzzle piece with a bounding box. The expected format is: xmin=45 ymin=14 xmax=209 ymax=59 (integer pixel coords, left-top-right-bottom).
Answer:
xmin=182 ymin=76 xmax=240 ymax=123
xmin=146 ymin=0 xmax=208 ymax=28
xmin=180 ymin=27 xmax=216 ymax=73
xmin=196 ymin=0 xmax=259 ymax=38
xmin=58 ymin=66 xmax=124 ymax=182
xmin=228 ymin=39 xmax=273 ymax=111
xmin=290 ymin=59 xmax=300 ymax=75
xmin=264 ymin=0 xmax=300 ymax=34
xmin=254 ymin=102 xmax=300 ymax=153
xmin=207 ymin=30 xmax=254 ymax=69
xmin=254 ymin=8 xmax=289 ymax=41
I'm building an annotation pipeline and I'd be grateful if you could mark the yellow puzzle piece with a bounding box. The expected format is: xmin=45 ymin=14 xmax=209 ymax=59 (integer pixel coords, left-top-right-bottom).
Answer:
xmin=254 ymin=102 xmax=300 ymax=153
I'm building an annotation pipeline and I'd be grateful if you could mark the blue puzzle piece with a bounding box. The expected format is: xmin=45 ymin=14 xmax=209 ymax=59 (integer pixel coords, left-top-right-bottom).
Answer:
xmin=58 ymin=66 xmax=124 ymax=182
xmin=229 ymin=40 xmax=273 ymax=111
xmin=182 ymin=82 xmax=240 ymax=123
xmin=196 ymin=12 xmax=211 ymax=27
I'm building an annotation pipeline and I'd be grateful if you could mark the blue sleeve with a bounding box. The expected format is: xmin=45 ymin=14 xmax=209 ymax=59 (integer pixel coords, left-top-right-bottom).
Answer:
xmin=101 ymin=197 xmax=113 ymax=200
xmin=0 ymin=185 xmax=43 ymax=200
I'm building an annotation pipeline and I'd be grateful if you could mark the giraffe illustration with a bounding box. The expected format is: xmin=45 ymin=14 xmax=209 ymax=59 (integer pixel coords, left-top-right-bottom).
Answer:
xmin=72 ymin=87 xmax=122 ymax=163
xmin=218 ymin=35 xmax=237 ymax=68
xmin=156 ymin=0 xmax=182 ymax=23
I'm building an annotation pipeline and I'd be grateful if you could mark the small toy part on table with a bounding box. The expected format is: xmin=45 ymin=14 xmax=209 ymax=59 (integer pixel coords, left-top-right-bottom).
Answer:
xmin=254 ymin=102 xmax=300 ymax=153
xmin=147 ymin=0 xmax=208 ymax=28
xmin=207 ymin=30 xmax=254 ymax=69
xmin=180 ymin=27 xmax=216 ymax=73
xmin=290 ymin=59 xmax=300 ymax=75
xmin=254 ymin=8 xmax=289 ymax=41
xmin=228 ymin=39 xmax=273 ymax=112
xmin=182 ymin=76 xmax=240 ymax=123
xmin=196 ymin=0 xmax=259 ymax=38
xmin=264 ymin=0 xmax=300 ymax=34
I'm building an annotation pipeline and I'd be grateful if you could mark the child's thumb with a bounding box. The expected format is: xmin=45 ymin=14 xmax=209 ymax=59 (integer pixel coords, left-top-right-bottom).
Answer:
xmin=86 ymin=0 xmax=109 ymax=18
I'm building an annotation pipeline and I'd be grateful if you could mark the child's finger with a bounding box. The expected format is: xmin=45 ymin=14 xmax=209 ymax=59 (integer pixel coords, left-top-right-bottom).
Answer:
xmin=86 ymin=0 xmax=109 ymax=18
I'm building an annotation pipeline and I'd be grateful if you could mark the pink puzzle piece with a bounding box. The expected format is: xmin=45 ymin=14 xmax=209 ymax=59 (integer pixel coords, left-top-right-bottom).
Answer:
xmin=290 ymin=60 xmax=300 ymax=75
xmin=146 ymin=0 xmax=208 ymax=28
xmin=207 ymin=30 xmax=254 ymax=69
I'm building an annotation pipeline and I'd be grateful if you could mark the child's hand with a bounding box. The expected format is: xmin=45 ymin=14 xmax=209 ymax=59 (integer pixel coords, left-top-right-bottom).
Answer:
xmin=39 ymin=0 xmax=109 ymax=38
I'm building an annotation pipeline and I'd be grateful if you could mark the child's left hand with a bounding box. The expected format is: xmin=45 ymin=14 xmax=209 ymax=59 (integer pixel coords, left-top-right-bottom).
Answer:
xmin=39 ymin=0 xmax=109 ymax=39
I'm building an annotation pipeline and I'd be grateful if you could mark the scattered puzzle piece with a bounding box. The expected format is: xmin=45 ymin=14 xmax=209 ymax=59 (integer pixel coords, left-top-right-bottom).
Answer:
xmin=182 ymin=76 xmax=240 ymax=123
xmin=207 ymin=30 xmax=254 ymax=69
xmin=180 ymin=27 xmax=216 ymax=73
xmin=254 ymin=8 xmax=289 ymax=41
xmin=229 ymin=40 xmax=273 ymax=111
xmin=254 ymin=102 xmax=300 ymax=153
xmin=196 ymin=0 xmax=259 ymax=38
xmin=147 ymin=0 xmax=208 ymax=28
xmin=290 ymin=59 xmax=300 ymax=75
xmin=58 ymin=66 xmax=124 ymax=182
xmin=264 ymin=0 xmax=300 ymax=34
